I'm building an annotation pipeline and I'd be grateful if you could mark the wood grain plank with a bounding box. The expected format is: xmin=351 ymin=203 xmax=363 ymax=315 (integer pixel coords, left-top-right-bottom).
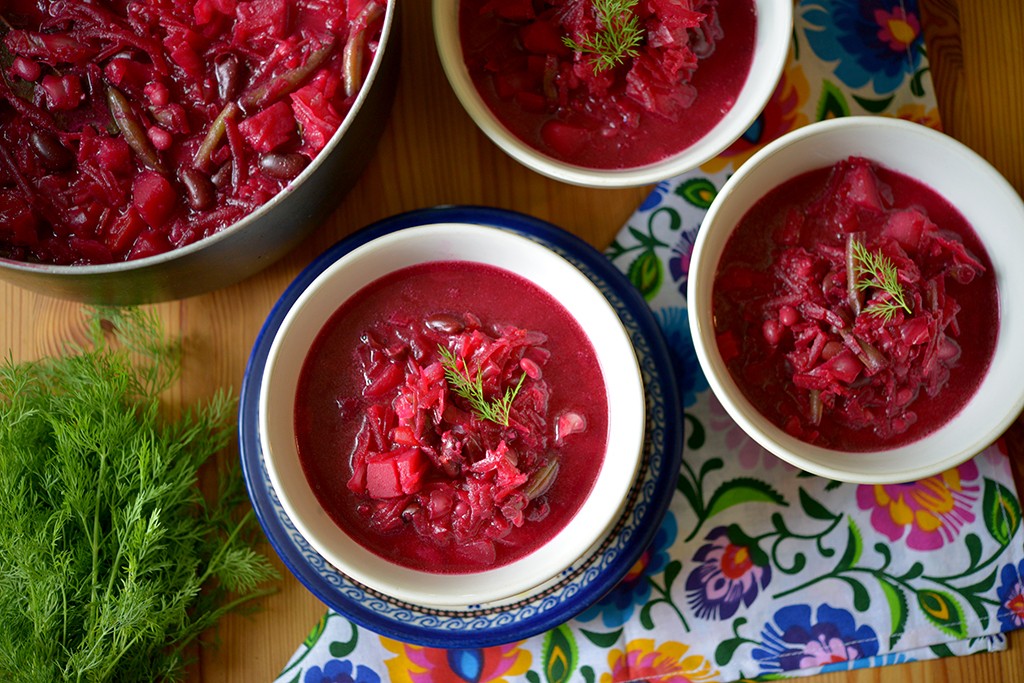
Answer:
xmin=921 ymin=0 xmax=965 ymax=133
xmin=929 ymin=0 xmax=1024 ymax=193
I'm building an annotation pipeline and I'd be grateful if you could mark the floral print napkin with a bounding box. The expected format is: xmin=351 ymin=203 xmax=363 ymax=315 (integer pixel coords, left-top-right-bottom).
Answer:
xmin=275 ymin=1 xmax=1024 ymax=681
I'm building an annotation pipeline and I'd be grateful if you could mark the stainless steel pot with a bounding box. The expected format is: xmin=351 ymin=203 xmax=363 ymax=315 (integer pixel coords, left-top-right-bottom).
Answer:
xmin=0 ymin=1 xmax=401 ymax=304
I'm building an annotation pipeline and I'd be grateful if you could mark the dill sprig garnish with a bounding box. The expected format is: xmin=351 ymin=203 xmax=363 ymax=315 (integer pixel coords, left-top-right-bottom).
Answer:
xmin=438 ymin=344 xmax=526 ymax=426
xmin=562 ymin=0 xmax=644 ymax=73
xmin=851 ymin=241 xmax=912 ymax=320
xmin=0 ymin=308 xmax=277 ymax=682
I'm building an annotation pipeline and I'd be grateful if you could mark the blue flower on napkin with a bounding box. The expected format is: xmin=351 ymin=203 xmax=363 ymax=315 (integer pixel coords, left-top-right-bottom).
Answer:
xmin=304 ymin=659 xmax=380 ymax=683
xmin=685 ymin=526 xmax=772 ymax=620
xmin=802 ymin=0 xmax=924 ymax=95
xmin=752 ymin=603 xmax=880 ymax=674
xmin=997 ymin=560 xmax=1024 ymax=631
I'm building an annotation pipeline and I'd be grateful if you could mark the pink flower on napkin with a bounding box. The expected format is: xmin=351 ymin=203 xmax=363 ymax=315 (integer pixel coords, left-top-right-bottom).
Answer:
xmin=874 ymin=6 xmax=921 ymax=52
xmin=601 ymin=639 xmax=719 ymax=683
xmin=856 ymin=460 xmax=980 ymax=550
xmin=381 ymin=638 xmax=530 ymax=683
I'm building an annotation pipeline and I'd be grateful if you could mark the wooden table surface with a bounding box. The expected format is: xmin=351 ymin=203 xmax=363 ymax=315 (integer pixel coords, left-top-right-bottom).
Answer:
xmin=3 ymin=1 xmax=1023 ymax=681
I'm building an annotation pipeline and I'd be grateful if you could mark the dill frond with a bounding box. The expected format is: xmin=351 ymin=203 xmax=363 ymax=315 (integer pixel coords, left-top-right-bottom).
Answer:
xmin=438 ymin=345 xmax=526 ymax=426
xmin=562 ymin=0 xmax=644 ymax=73
xmin=0 ymin=308 xmax=278 ymax=683
xmin=851 ymin=241 xmax=912 ymax=320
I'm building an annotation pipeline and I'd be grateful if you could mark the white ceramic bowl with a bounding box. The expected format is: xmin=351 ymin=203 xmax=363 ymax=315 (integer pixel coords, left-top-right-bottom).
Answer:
xmin=688 ymin=117 xmax=1024 ymax=484
xmin=433 ymin=0 xmax=791 ymax=188
xmin=259 ymin=222 xmax=645 ymax=607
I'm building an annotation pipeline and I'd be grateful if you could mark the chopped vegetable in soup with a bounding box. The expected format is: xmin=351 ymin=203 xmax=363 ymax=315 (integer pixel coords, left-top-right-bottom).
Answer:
xmin=294 ymin=261 xmax=608 ymax=572
xmin=712 ymin=157 xmax=998 ymax=450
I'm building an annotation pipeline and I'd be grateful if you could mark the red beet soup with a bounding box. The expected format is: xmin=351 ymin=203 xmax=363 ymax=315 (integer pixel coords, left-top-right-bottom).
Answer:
xmin=294 ymin=261 xmax=609 ymax=573
xmin=459 ymin=0 xmax=756 ymax=169
xmin=0 ymin=0 xmax=385 ymax=265
xmin=712 ymin=157 xmax=998 ymax=451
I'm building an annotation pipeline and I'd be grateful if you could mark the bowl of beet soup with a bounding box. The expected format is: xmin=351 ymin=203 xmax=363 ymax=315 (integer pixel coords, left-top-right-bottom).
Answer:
xmin=688 ymin=117 xmax=1024 ymax=484
xmin=433 ymin=0 xmax=791 ymax=188
xmin=258 ymin=221 xmax=645 ymax=607
xmin=0 ymin=0 xmax=399 ymax=304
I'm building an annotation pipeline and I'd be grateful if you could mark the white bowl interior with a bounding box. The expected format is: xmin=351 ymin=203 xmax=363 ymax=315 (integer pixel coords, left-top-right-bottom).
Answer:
xmin=688 ymin=117 xmax=1024 ymax=483
xmin=260 ymin=223 xmax=645 ymax=606
xmin=432 ymin=0 xmax=792 ymax=188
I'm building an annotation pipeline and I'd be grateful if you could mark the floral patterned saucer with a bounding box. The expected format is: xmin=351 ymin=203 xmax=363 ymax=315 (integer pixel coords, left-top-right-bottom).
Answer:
xmin=239 ymin=206 xmax=684 ymax=648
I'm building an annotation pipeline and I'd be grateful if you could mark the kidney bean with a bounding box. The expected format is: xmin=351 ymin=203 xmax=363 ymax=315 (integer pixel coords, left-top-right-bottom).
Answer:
xmin=147 ymin=126 xmax=172 ymax=151
xmin=214 ymin=54 xmax=242 ymax=102
xmin=821 ymin=340 xmax=844 ymax=361
xmin=519 ymin=357 xmax=542 ymax=380
xmin=210 ymin=161 xmax=232 ymax=188
xmin=179 ymin=167 xmax=215 ymax=210
xmin=762 ymin=319 xmax=784 ymax=346
xmin=779 ymin=305 xmax=799 ymax=326
xmin=424 ymin=314 xmax=464 ymax=335
xmin=30 ymin=130 xmax=73 ymax=171
xmin=258 ymin=152 xmax=308 ymax=180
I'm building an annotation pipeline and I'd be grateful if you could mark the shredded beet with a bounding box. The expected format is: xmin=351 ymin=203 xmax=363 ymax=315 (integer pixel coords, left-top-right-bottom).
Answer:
xmin=712 ymin=157 xmax=998 ymax=450
xmin=0 ymin=0 xmax=385 ymax=265
xmin=342 ymin=309 xmax=588 ymax=565
xmin=459 ymin=0 xmax=751 ymax=169
xmin=295 ymin=261 xmax=609 ymax=573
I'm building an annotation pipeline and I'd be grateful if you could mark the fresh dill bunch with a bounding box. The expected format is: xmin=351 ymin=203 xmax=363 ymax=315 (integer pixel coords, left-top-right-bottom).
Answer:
xmin=562 ymin=0 xmax=644 ymax=73
xmin=851 ymin=241 xmax=912 ymax=320
xmin=438 ymin=344 xmax=527 ymax=426
xmin=0 ymin=307 xmax=278 ymax=683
